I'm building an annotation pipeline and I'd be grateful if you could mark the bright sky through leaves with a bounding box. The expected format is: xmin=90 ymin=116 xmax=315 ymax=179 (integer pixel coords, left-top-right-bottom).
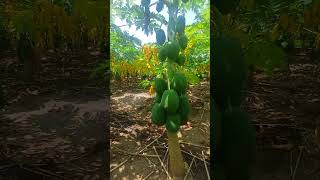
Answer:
xmin=114 ymin=0 xmax=197 ymax=45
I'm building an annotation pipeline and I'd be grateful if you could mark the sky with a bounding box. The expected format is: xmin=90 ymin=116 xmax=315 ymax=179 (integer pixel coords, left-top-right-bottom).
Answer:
xmin=114 ymin=0 xmax=197 ymax=45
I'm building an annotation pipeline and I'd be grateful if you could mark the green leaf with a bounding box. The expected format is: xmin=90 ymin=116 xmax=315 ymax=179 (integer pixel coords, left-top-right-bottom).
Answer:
xmin=244 ymin=40 xmax=288 ymax=75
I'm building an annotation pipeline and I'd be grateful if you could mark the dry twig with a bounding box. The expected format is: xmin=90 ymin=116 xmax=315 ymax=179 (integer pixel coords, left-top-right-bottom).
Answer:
xmin=184 ymin=157 xmax=195 ymax=180
xmin=153 ymin=146 xmax=171 ymax=179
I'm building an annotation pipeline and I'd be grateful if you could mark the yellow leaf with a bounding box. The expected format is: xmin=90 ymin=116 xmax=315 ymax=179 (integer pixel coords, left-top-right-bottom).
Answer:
xmin=149 ymin=85 xmax=155 ymax=95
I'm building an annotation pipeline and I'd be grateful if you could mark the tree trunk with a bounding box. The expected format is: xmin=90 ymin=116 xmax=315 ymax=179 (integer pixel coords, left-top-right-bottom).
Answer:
xmin=167 ymin=131 xmax=186 ymax=179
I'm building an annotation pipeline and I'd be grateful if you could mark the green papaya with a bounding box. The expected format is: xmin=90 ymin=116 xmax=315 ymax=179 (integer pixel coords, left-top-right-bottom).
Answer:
xmin=178 ymin=34 xmax=188 ymax=50
xmin=179 ymin=95 xmax=190 ymax=124
xmin=160 ymin=90 xmax=180 ymax=114
xmin=182 ymin=0 xmax=188 ymax=2
xmin=156 ymin=29 xmax=166 ymax=45
xmin=165 ymin=113 xmax=181 ymax=133
xmin=155 ymin=93 xmax=162 ymax=103
xmin=220 ymin=107 xmax=256 ymax=180
xmin=156 ymin=0 xmax=164 ymax=12
xmin=167 ymin=41 xmax=180 ymax=60
xmin=212 ymin=36 xmax=247 ymax=111
xmin=177 ymin=54 xmax=186 ymax=66
xmin=151 ymin=103 xmax=166 ymax=126
xmin=176 ymin=15 xmax=186 ymax=34
xmin=171 ymin=73 xmax=188 ymax=95
xmin=154 ymin=78 xmax=167 ymax=95
xmin=158 ymin=46 xmax=168 ymax=62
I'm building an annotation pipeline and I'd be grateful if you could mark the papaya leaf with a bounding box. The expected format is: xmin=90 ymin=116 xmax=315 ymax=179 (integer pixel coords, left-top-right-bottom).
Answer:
xmin=244 ymin=40 xmax=288 ymax=75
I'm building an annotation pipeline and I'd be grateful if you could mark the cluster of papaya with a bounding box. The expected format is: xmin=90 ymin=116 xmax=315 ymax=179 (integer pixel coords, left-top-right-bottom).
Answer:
xmin=211 ymin=36 xmax=256 ymax=180
xmin=151 ymin=73 xmax=189 ymax=133
xmin=152 ymin=1 xmax=190 ymax=133
xmin=155 ymin=15 xmax=188 ymax=66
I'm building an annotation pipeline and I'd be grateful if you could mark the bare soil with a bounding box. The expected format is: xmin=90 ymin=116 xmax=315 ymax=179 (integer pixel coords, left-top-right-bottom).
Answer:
xmin=245 ymin=50 xmax=320 ymax=180
xmin=0 ymin=50 xmax=109 ymax=180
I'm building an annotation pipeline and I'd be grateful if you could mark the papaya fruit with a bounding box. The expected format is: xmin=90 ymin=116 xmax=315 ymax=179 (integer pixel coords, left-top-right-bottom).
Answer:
xmin=182 ymin=0 xmax=188 ymax=3
xmin=177 ymin=54 xmax=186 ymax=66
xmin=156 ymin=29 xmax=166 ymax=45
xmin=179 ymin=95 xmax=190 ymax=125
xmin=155 ymin=93 xmax=162 ymax=103
xmin=212 ymin=36 xmax=247 ymax=111
xmin=151 ymin=103 xmax=166 ymax=126
xmin=171 ymin=73 xmax=187 ymax=95
xmin=167 ymin=41 xmax=180 ymax=60
xmin=176 ymin=15 xmax=186 ymax=34
xmin=220 ymin=107 xmax=256 ymax=180
xmin=158 ymin=46 xmax=168 ymax=62
xmin=165 ymin=113 xmax=181 ymax=133
xmin=154 ymin=78 xmax=167 ymax=95
xmin=156 ymin=0 xmax=164 ymax=12
xmin=178 ymin=34 xmax=188 ymax=50
xmin=160 ymin=90 xmax=180 ymax=114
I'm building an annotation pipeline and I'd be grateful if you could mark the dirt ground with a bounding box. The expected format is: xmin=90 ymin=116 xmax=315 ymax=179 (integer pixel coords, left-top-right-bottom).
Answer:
xmin=245 ymin=50 xmax=320 ymax=180
xmin=0 ymin=50 xmax=109 ymax=180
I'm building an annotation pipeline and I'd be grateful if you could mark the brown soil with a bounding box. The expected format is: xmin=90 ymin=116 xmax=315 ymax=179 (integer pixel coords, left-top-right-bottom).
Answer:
xmin=245 ymin=50 xmax=320 ymax=180
xmin=0 ymin=50 xmax=109 ymax=180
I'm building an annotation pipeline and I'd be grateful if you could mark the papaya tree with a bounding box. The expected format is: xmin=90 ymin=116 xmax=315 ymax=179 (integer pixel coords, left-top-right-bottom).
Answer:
xmin=150 ymin=0 xmax=191 ymax=178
